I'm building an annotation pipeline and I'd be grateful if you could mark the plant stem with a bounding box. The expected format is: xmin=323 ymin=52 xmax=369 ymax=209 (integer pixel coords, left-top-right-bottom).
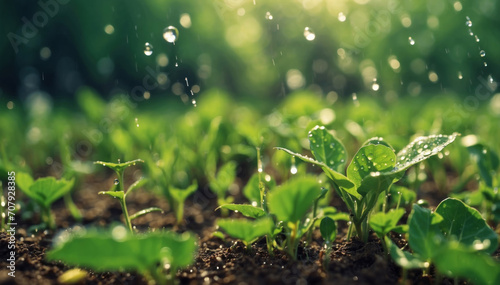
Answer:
xmin=175 ymin=200 xmax=184 ymax=226
xmin=119 ymin=196 xmax=133 ymax=232
xmin=64 ymin=193 xmax=82 ymax=222
xmin=43 ymin=206 xmax=55 ymax=230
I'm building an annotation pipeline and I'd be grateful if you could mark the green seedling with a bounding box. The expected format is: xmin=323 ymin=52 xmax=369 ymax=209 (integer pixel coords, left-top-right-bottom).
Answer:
xmin=217 ymin=218 xmax=273 ymax=251
xmin=169 ymin=181 xmax=198 ymax=225
xmin=267 ymin=175 xmax=324 ymax=258
xmin=47 ymin=226 xmax=197 ymax=285
xmin=277 ymin=125 xmax=458 ymax=242
xmin=208 ymin=161 xmax=237 ymax=214
xmin=387 ymin=198 xmax=500 ymax=284
xmin=16 ymin=173 xmax=74 ymax=229
xmin=319 ymin=216 xmax=337 ymax=268
xmin=95 ymin=159 xmax=162 ymax=232
xmin=369 ymin=208 xmax=405 ymax=253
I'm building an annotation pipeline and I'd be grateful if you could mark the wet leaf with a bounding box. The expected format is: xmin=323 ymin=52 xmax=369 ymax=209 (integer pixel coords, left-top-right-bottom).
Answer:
xmin=467 ymin=144 xmax=499 ymax=188
xmin=435 ymin=198 xmax=498 ymax=254
xmin=17 ymin=173 xmax=74 ymax=209
xmin=126 ymin=178 xmax=148 ymax=195
xmin=129 ymin=207 xmax=163 ymax=220
xmin=320 ymin=216 xmax=337 ymax=243
xmin=308 ymin=125 xmax=347 ymax=172
xmin=385 ymin=236 xmax=427 ymax=270
xmin=408 ymin=204 xmax=443 ymax=261
xmin=369 ymin=208 xmax=405 ymax=237
xmin=94 ymin=159 xmax=143 ymax=174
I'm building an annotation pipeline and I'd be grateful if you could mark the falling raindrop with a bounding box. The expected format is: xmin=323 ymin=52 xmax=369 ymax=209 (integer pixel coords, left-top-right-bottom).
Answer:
xmin=475 ymin=35 xmax=480 ymax=42
xmin=135 ymin=117 xmax=139 ymax=127
xmin=480 ymin=50 xmax=486 ymax=57
xmin=144 ymin=42 xmax=153 ymax=56
xmin=338 ymin=12 xmax=346 ymax=22
xmin=468 ymin=29 xmax=474 ymax=36
xmin=114 ymin=179 xmax=119 ymax=185
xmin=408 ymin=37 xmax=415 ymax=45
xmin=371 ymin=79 xmax=380 ymax=91
xmin=304 ymin=27 xmax=316 ymax=41
xmin=465 ymin=16 xmax=472 ymax=27
xmin=191 ymin=99 xmax=197 ymax=107
xmin=352 ymin=93 xmax=359 ymax=106
xmin=458 ymin=71 xmax=463 ymax=79
xmin=290 ymin=156 xmax=298 ymax=175
xmin=265 ymin=11 xmax=273 ymax=20
xmin=163 ymin=26 xmax=179 ymax=44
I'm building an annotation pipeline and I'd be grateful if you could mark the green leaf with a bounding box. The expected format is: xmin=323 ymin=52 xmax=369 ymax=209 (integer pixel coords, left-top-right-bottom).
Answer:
xmin=308 ymin=125 xmax=347 ymax=172
xmin=369 ymin=208 xmax=405 ymax=237
xmin=320 ymin=217 xmax=337 ymax=243
xmin=347 ymin=144 xmax=396 ymax=189
xmin=385 ymin=236 xmax=427 ymax=270
xmin=217 ymin=218 xmax=273 ymax=245
xmin=18 ymin=175 xmax=74 ymax=209
xmin=170 ymin=181 xmax=198 ymax=203
xmin=129 ymin=207 xmax=163 ymax=220
xmin=362 ymin=137 xmax=394 ymax=150
xmin=267 ymin=176 xmax=322 ymax=223
xmin=243 ymin=173 xmax=275 ymax=206
xmin=393 ymin=133 xmax=459 ymax=173
xmin=389 ymin=185 xmax=416 ymax=208
xmin=98 ymin=190 xmax=124 ymax=199
xmin=47 ymin=227 xmax=197 ymax=273
xmin=209 ymin=161 xmax=236 ymax=197
xmin=408 ymin=204 xmax=443 ymax=261
xmin=435 ymin=198 xmax=498 ymax=254
xmin=126 ymin=178 xmax=148 ymax=195
xmin=467 ymin=144 xmax=499 ymax=188
xmin=217 ymin=204 xmax=266 ymax=219
xmin=433 ymin=241 xmax=500 ymax=285
xmin=275 ymin=147 xmax=357 ymax=198
xmin=94 ymin=159 xmax=143 ymax=174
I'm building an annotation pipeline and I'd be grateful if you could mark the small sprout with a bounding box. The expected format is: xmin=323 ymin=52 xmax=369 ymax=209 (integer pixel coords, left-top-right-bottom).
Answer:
xmin=95 ymin=159 xmax=162 ymax=232
xmin=169 ymin=181 xmax=198 ymax=225
xmin=16 ymin=173 xmax=74 ymax=230
xmin=209 ymin=161 xmax=237 ymax=215
xmin=319 ymin=217 xmax=337 ymax=268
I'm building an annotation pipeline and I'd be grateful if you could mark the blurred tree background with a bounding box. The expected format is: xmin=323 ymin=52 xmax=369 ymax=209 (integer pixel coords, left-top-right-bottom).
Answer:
xmin=1 ymin=0 xmax=499 ymax=105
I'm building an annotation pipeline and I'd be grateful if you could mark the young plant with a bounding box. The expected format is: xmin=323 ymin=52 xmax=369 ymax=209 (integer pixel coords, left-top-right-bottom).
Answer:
xmin=277 ymin=125 xmax=458 ymax=242
xmin=319 ymin=216 xmax=337 ymax=268
xmin=208 ymin=160 xmax=237 ymax=213
xmin=16 ymin=173 xmax=74 ymax=229
xmin=369 ymin=208 xmax=405 ymax=253
xmin=387 ymin=198 xmax=500 ymax=284
xmin=217 ymin=218 xmax=274 ymax=251
xmin=169 ymin=181 xmax=198 ymax=225
xmin=47 ymin=226 xmax=197 ymax=285
xmin=95 ymin=159 xmax=162 ymax=232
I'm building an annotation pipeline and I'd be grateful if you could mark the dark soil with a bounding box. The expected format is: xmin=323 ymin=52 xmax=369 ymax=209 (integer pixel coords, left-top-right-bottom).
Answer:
xmin=0 ymin=171 xmax=496 ymax=284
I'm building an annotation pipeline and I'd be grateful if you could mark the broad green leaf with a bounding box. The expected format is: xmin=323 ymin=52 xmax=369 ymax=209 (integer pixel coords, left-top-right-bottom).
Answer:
xmin=47 ymin=228 xmax=197 ymax=273
xmin=98 ymin=190 xmax=124 ymax=199
xmin=467 ymin=144 xmax=499 ymax=188
xmin=94 ymin=159 xmax=143 ymax=174
xmin=19 ymin=176 xmax=74 ymax=209
xmin=16 ymin=172 xmax=34 ymax=193
xmin=369 ymin=208 xmax=405 ymax=237
xmin=433 ymin=241 xmax=500 ymax=285
xmin=393 ymin=133 xmax=459 ymax=173
xmin=347 ymin=144 xmax=396 ymax=189
xmin=320 ymin=217 xmax=337 ymax=243
xmin=275 ymin=147 xmax=357 ymax=198
xmin=217 ymin=218 xmax=273 ymax=245
xmin=362 ymin=137 xmax=394 ymax=150
xmin=267 ymin=176 xmax=322 ymax=223
xmin=385 ymin=236 xmax=427 ymax=270
xmin=126 ymin=178 xmax=148 ymax=195
xmin=408 ymin=204 xmax=443 ymax=261
xmin=129 ymin=207 xmax=164 ymax=220
xmin=217 ymin=204 xmax=266 ymax=219
xmin=320 ymin=206 xmax=350 ymax=221
xmin=209 ymin=161 xmax=236 ymax=197
xmin=243 ymin=173 xmax=275 ymax=206
xmin=435 ymin=198 xmax=498 ymax=254
xmin=308 ymin=126 xmax=347 ymax=172
xmin=170 ymin=181 xmax=198 ymax=202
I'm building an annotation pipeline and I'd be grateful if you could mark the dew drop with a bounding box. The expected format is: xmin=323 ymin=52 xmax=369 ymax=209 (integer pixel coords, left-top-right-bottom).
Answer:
xmin=163 ymin=26 xmax=179 ymax=43
xmin=265 ymin=11 xmax=273 ymax=20
xmin=144 ymin=42 xmax=153 ymax=56
xmin=371 ymin=79 xmax=380 ymax=91
xmin=114 ymin=179 xmax=119 ymax=185
xmin=338 ymin=12 xmax=346 ymax=22
xmin=468 ymin=29 xmax=474 ymax=36
xmin=480 ymin=50 xmax=486 ymax=57
xmin=304 ymin=27 xmax=316 ymax=41
xmin=465 ymin=16 xmax=472 ymax=27
xmin=408 ymin=37 xmax=415 ymax=45
xmin=475 ymin=35 xmax=480 ymax=42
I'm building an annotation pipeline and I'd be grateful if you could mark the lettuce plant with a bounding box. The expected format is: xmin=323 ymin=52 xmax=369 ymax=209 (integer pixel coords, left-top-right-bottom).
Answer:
xmin=387 ymin=198 xmax=500 ymax=284
xmin=16 ymin=173 xmax=74 ymax=229
xmin=47 ymin=226 xmax=197 ymax=285
xmin=277 ymin=125 xmax=458 ymax=242
xmin=95 ymin=159 xmax=162 ymax=232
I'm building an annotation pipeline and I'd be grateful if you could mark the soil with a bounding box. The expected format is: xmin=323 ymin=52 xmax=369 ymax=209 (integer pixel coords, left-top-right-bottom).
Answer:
xmin=0 ymin=170 xmax=496 ymax=285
